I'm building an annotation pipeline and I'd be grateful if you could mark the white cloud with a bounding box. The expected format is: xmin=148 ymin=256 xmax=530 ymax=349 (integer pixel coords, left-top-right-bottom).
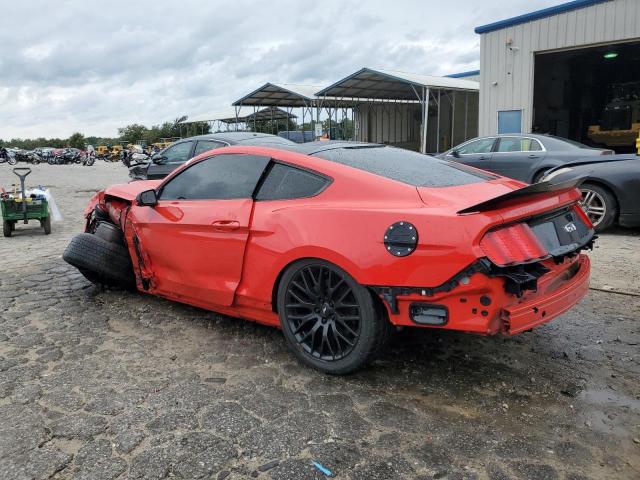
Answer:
xmin=0 ymin=0 xmax=560 ymax=139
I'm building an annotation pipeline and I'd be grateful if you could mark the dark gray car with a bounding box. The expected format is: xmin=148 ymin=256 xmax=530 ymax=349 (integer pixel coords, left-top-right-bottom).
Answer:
xmin=541 ymin=155 xmax=640 ymax=232
xmin=129 ymin=132 xmax=296 ymax=180
xmin=439 ymin=134 xmax=613 ymax=183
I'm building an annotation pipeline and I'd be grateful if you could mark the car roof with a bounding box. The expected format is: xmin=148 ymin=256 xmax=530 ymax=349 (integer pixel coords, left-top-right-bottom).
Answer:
xmin=175 ymin=132 xmax=295 ymax=145
xmin=479 ymin=133 xmax=598 ymax=149
xmin=272 ymin=140 xmax=383 ymax=155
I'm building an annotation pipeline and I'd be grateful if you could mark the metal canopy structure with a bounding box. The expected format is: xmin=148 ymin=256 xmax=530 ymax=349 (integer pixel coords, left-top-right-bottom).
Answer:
xmin=232 ymin=83 xmax=321 ymax=107
xmin=316 ymin=67 xmax=480 ymax=153
xmin=316 ymin=68 xmax=479 ymax=100
xmin=243 ymin=107 xmax=297 ymax=122
xmin=232 ymin=83 xmax=352 ymax=141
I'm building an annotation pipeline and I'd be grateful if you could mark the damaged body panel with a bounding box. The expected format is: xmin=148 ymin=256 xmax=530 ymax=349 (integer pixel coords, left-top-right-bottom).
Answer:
xmin=65 ymin=143 xmax=594 ymax=373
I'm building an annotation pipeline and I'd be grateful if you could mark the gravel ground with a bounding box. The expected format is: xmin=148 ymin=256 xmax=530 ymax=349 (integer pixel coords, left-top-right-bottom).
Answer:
xmin=0 ymin=162 xmax=638 ymax=480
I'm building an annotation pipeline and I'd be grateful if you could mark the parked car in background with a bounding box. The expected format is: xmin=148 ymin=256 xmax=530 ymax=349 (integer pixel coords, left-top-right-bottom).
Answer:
xmin=541 ymin=154 xmax=640 ymax=232
xmin=65 ymin=142 xmax=594 ymax=373
xmin=129 ymin=132 xmax=296 ymax=180
xmin=439 ymin=134 xmax=614 ymax=184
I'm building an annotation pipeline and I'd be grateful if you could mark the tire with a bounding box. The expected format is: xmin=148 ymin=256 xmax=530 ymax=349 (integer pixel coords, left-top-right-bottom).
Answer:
xmin=277 ymin=259 xmax=391 ymax=375
xmin=63 ymin=233 xmax=135 ymax=288
xmin=42 ymin=216 xmax=51 ymax=235
xmin=580 ymin=183 xmax=617 ymax=232
xmin=3 ymin=220 xmax=11 ymax=237
xmin=8 ymin=157 xmax=17 ymax=166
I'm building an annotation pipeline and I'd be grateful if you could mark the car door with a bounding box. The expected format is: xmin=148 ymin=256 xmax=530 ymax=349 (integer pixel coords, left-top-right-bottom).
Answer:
xmin=131 ymin=153 xmax=271 ymax=306
xmin=490 ymin=136 xmax=546 ymax=182
xmin=147 ymin=141 xmax=195 ymax=179
xmin=445 ymin=137 xmax=496 ymax=171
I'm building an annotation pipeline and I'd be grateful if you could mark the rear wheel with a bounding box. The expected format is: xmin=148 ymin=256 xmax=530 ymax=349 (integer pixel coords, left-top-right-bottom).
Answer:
xmin=3 ymin=220 xmax=11 ymax=237
xmin=580 ymin=183 xmax=617 ymax=232
xmin=277 ymin=259 xmax=391 ymax=375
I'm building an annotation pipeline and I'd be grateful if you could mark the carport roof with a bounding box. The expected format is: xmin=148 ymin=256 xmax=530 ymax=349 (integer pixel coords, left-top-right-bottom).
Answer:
xmin=315 ymin=68 xmax=479 ymax=101
xmin=232 ymin=83 xmax=323 ymax=107
xmin=179 ymin=109 xmax=244 ymax=124
xmin=244 ymin=107 xmax=297 ymax=122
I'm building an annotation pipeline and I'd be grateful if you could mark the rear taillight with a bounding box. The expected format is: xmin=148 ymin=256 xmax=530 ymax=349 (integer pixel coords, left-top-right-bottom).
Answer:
xmin=480 ymin=223 xmax=548 ymax=266
xmin=573 ymin=203 xmax=593 ymax=229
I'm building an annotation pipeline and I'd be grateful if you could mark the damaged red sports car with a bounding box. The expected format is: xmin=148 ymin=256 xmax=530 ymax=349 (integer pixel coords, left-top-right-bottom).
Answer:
xmin=64 ymin=142 xmax=594 ymax=374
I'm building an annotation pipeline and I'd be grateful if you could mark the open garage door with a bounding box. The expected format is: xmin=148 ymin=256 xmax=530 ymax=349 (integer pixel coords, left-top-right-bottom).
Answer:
xmin=533 ymin=40 xmax=640 ymax=153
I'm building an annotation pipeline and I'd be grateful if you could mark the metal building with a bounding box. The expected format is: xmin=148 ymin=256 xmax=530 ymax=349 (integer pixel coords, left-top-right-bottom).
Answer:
xmin=317 ymin=68 xmax=480 ymax=153
xmin=477 ymin=0 xmax=640 ymax=150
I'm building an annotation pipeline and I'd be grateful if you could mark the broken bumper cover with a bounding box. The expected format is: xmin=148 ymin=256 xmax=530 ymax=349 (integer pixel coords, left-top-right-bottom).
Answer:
xmin=501 ymin=254 xmax=590 ymax=335
xmin=372 ymin=254 xmax=590 ymax=335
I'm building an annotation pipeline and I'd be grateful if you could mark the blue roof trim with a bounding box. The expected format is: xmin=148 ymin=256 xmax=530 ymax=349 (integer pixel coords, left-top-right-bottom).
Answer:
xmin=475 ymin=0 xmax=610 ymax=34
xmin=446 ymin=70 xmax=480 ymax=78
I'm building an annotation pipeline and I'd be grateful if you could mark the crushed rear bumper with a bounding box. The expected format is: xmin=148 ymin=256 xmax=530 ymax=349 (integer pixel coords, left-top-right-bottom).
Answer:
xmin=501 ymin=254 xmax=590 ymax=334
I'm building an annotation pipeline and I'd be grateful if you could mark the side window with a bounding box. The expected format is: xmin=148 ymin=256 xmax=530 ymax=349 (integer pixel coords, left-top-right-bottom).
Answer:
xmin=162 ymin=141 xmax=194 ymax=164
xmin=193 ymin=140 xmax=225 ymax=157
xmin=496 ymin=137 xmax=523 ymax=153
xmin=159 ymin=154 xmax=270 ymax=200
xmin=527 ymin=139 xmax=543 ymax=151
xmin=457 ymin=138 xmax=495 ymax=154
xmin=256 ymin=163 xmax=329 ymax=201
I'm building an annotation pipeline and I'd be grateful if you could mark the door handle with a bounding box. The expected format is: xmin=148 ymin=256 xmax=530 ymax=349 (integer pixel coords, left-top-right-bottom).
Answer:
xmin=212 ymin=220 xmax=240 ymax=230
xmin=479 ymin=155 xmax=487 ymax=160
xmin=528 ymin=154 xmax=540 ymax=159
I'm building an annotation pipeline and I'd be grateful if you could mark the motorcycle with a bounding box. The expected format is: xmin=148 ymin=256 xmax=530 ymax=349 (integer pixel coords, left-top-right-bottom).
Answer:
xmin=82 ymin=151 xmax=95 ymax=166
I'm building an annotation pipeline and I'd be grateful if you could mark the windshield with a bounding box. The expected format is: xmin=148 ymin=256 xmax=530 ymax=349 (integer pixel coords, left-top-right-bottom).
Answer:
xmin=312 ymin=146 xmax=494 ymax=187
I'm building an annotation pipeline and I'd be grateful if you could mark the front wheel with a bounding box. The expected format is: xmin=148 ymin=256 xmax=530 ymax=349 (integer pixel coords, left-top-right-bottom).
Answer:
xmin=3 ymin=220 xmax=11 ymax=237
xmin=42 ymin=216 xmax=51 ymax=235
xmin=277 ymin=259 xmax=392 ymax=375
xmin=580 ymin=183 xmax=617 ymax=232
xmin=8 ymin=157 xmax=17 ymax=166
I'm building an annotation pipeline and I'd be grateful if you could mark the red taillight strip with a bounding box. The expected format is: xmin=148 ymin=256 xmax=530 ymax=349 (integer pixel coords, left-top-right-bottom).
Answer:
xmin=573 ymin=203 xmax=593 ymax=229
xmin=480 ymin=223 xmax=548 ymax=266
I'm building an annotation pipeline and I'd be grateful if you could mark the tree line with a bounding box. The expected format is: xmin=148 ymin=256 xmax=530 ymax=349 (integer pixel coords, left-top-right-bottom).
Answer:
xmin=0 ymin=116 xmax=211 ymax=150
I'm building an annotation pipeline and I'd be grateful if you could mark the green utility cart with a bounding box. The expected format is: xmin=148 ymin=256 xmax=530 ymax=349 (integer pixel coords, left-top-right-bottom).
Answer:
xmin=1 ymin=168 xmax=51 ymax=237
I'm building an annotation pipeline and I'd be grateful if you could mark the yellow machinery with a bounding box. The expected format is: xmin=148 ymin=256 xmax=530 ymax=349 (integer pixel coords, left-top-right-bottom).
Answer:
xmin=588 ymin=82 xmax=640 ymax=149
xmin=110 ymin=145 xmax=123 ymax=160
xmin=96 ymin=146 xmax=110 ymax=157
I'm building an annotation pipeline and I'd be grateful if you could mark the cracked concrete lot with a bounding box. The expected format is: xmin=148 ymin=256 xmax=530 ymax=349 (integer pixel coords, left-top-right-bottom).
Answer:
xmin=0 ymin=162 xmax=638 ymax=480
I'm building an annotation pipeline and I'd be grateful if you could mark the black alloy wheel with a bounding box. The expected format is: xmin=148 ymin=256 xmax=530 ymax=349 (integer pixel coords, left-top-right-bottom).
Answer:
xmin=278 ymin=259 xmax=392 ymax=374
xmin=284 ymin=263 xmax=361 ymax=361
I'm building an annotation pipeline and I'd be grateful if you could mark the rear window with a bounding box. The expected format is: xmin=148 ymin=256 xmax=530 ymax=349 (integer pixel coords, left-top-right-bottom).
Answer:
xmin=312 ymin=146 xmax=493 ymax=187
xmin=256 ymin=163 xmax=329 ymax=201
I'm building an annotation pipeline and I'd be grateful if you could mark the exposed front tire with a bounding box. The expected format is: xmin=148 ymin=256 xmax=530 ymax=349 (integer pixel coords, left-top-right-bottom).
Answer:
xmin=63 ymin=233 xmax=135 ymax=288
xmin=277 ymin=259 xmax=391 ymax=375
xmin=580 ymin=183 xmax=617 ymax=232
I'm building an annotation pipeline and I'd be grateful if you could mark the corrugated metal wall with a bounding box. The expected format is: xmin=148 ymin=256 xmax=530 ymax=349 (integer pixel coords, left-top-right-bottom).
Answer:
xmin=478 ymin=0 xmax=640 ymax=135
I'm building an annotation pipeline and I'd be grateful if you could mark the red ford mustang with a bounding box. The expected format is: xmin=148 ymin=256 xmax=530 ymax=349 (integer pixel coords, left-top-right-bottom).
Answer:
xmin=64 ymin=142 xmax=594 ymax=374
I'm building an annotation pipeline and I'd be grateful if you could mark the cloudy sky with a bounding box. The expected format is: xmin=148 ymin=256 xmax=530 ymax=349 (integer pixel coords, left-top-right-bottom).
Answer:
xmin=1 ymin=0 xmax=559 ymax=139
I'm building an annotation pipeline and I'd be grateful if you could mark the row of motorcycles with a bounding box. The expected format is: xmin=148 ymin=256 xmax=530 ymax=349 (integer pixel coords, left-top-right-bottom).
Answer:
xmin=0 ymin=147 xmax=95 ymax=166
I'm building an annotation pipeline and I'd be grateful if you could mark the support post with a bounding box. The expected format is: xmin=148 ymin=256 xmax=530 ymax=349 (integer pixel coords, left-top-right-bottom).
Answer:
xmin=436 ymin=90 xmax=441 ymax=153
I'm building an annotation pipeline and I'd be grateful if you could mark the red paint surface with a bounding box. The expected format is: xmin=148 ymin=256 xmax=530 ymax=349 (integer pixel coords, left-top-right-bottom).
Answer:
xmin=83 ymin=145 xmax=591 ymax=334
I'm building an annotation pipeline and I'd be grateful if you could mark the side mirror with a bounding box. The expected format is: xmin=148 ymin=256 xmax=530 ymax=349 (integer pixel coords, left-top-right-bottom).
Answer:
xmin=451 ymin=149 xmax=460 ymax=158
xmin=136 ymin=189 xmax=158 ymax=207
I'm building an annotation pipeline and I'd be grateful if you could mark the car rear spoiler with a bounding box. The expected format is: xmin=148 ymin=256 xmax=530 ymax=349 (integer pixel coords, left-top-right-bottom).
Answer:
xmin=457 ymin=174 xmax=588 ymax=214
